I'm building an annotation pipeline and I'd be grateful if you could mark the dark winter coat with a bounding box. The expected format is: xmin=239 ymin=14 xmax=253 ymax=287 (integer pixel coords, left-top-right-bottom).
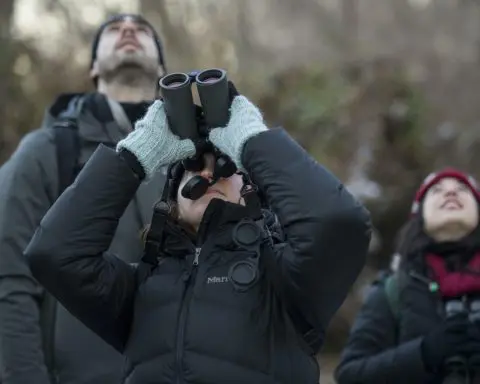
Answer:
xmin=335 ymin=245 xmax=480 ymax=384
xmin=335 ymin=270 xmax=438 ymax=384
xmin=0 ymin=93 xmax=164 ymax=384
xmin=26 ymin=128 xmax=371 ymax=384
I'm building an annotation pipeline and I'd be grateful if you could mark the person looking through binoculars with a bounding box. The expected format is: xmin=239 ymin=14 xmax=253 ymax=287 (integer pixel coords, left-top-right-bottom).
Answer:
xmin=25 ymin=68 xmax=371 ymax=384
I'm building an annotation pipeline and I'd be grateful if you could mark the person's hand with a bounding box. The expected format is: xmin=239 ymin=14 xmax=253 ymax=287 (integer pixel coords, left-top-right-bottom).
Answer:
xmin=421 ymin=314 xmax=474 ymax=373
xmin=467 ymin=321 xmax=480 ymax=371
xmin=208 ymin=82 xmax=268 ymax=170
xmin=116 ymin=100 xmax=196 ymax=179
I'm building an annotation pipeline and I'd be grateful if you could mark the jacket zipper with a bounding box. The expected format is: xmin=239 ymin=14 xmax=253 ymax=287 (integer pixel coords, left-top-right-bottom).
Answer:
xmin=408 ymin=270 xmax=447 ymax=317
xmin=175 ymin=247 xmax=201 ymax=384
xmin=408 ymin=270 xmax=441 ymax=291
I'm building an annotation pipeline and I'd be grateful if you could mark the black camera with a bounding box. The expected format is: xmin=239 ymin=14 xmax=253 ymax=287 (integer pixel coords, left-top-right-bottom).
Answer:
xmin=159 ymin=68 xmax=237 ymax=201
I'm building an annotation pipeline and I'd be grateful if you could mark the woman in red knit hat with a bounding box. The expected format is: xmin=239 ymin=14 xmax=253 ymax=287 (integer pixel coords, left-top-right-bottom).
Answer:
xmin=335 ymin=168 xmax=480 ymax=384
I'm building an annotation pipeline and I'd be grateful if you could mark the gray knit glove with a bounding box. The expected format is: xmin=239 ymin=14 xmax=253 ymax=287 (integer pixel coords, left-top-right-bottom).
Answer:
xmin=116 ymin=100 xmax=196 ymax=179
xmin=208 ymin=95 xmax=268 ymax=170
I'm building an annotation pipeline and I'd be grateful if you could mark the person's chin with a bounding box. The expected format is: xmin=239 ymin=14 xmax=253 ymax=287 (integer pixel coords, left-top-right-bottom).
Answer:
xmin=438 ymin=209 xmax=466 ymax=219
xmin=436 ymin=212 xmax=474 ymax=228
xmin=202 ymin=192 xmax=227 ymax=202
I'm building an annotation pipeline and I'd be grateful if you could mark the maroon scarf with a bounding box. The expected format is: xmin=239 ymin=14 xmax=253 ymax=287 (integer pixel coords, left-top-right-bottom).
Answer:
xmin=425 ymin=252 xmax=480 ymax=297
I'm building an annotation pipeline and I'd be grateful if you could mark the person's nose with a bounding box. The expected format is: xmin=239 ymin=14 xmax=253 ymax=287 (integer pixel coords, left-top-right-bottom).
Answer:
xmin=444 ymin=188 xmax=459 ymax=198
xmin=200 ymin=167 xmax=214 ymax=181
xmin=120 ymin=21 xmax=137 ymax=38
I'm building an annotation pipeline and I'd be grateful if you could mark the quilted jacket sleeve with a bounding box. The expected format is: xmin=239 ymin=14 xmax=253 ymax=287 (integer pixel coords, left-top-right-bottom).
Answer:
xmin=243 ymin=128 xmax=372 ymax=352
xmin=25 ymin=146 xmax=140 ymax=352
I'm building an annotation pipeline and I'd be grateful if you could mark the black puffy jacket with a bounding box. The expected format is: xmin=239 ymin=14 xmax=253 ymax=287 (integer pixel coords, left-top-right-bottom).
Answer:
xmin=26 ymin=129 xmax=371 ymax=384
xmin=335 ymin=256 xmax=476 ymax=384
xmin=335 ymin=273 xmax=434 ymax=384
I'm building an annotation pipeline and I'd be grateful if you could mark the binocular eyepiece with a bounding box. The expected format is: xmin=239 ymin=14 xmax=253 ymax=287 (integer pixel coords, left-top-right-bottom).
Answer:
xmin=180 ymin=154 xmax=238 ymax=200
xmin=159 ymin=68 xmax=230 ymax=139
xmin=159 ymin=68 xmax=237 ymax=201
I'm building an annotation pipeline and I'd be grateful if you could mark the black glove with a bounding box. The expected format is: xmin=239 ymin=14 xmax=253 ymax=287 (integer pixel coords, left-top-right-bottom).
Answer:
xmin=421 ymin=314 xmax=474 ymax=372
xmin=468 ymin=322 xmax=480 ymax=371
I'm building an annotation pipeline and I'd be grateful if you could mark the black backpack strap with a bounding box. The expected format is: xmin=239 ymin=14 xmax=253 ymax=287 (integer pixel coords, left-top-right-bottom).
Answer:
xmin=39 ymin=96 xmax=83 ymax=383
xmin=384 ymin=273 xmax=401 ymax=321
xmin=135 ymin=201 xmax=170 ymax=287
xmin=135 ymin=261 xmax=157 ymax=287
xmin=53 ymin=97 xmax=83 ymax=195
xmin=383 ymin=272 xmax=403 ymax=344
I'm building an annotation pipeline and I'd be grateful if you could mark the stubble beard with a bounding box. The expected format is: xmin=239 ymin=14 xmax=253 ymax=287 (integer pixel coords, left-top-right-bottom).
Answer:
xmin=97 ymin=51 xmax=158 ymax=86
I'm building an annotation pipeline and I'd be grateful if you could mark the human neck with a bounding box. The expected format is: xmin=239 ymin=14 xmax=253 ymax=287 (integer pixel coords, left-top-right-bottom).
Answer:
xmin=429 ymin=223 xmax=471 ymax=242
xmin=96 ymin=75 xmax=157 ymax=103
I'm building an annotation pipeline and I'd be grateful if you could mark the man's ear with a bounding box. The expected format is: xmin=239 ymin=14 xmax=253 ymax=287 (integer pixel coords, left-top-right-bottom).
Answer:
xmin=90 ymin=60 xmax=99 ymax=79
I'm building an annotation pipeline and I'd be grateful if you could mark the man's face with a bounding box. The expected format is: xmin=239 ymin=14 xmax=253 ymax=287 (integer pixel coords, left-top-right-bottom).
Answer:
xmin=422 ymin=177 xmax=479 ymax=240
xmin=90 ymin=16 xmax=163 ymax=81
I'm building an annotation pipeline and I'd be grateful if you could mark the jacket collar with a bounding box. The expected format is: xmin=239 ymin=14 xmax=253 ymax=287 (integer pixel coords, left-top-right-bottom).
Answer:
xmin=40 ymin=92 xmax=144 ymax=145
xmin=161 ymin=199 xmax=254 ymax=258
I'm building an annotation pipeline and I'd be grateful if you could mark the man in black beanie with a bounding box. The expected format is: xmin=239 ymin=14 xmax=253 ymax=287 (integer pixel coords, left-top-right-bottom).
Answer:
xmin=90 ymin=13 xmax=166 ymax=99
xmin=0 ymin=14 xmax=167 ymax=384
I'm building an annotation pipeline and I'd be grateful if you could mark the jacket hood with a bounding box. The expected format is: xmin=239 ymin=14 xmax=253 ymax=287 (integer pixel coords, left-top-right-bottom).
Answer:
xmin=39 ymin=92 xmax=138 ymax=147
xmin=40 ymin=93 xmax=87 ymax=129
xmin=149 ymin=198 xmax=283 ymax=261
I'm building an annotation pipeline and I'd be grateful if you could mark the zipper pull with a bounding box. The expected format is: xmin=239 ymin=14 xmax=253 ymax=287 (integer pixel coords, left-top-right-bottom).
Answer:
xmin=409 ymin=271 xmax=439 ymax=293
xmin=193 ymin=248 xmax=201 ymax=266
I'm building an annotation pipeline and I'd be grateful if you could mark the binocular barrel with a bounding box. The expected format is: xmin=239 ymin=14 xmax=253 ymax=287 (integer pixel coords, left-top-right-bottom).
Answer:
xmin=445 ymin=300 xmax=465 ymax=317
xmin=443 ymin=300 xmax=469 ymax=384
xmin=469 ymin=300 xmax=480 ymax=322
xmin=159 ymin=67 xmax=233 ymax=201
xmin=196 ymin=69 xmax=230 ymax=127
xmin=159 ymin=73 xmax=199 ymax=139
xmin=159 ymin=68 xmax=230 ymax=140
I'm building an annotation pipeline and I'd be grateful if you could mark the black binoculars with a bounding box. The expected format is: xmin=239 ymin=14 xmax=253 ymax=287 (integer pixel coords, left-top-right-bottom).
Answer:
xmin=159 ymin=68 xmax=237 ymax=201
xmin=159 ymin=68 xmax=231 ymax=139
xmin=443 ymin=299 xmax=480 ymax=384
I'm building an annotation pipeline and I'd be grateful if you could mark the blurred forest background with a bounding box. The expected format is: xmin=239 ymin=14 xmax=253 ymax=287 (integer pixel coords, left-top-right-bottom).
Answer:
xmin=3 ymin=0 xmax=480 ymax=381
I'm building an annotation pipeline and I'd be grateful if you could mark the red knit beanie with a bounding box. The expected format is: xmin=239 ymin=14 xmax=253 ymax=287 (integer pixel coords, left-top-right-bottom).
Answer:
xmin=410 ymin=168 xmax=480 ymax=215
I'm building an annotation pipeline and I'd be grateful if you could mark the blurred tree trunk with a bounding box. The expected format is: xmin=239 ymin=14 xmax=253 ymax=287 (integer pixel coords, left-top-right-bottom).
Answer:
xmin=0 ymin=0 xmax=16 ymax=162
xmin=341 ymin=0 xmax=359 ymax=57
xmin=234 ymin=0 xmax=273 ymax=75
xmin=273 ymin=0 xmax=347 ymax=53
xmin=140 ymin=0 xmax=198 ymax=71
xmin=235 ymin=0 xmax=255 ymax=73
